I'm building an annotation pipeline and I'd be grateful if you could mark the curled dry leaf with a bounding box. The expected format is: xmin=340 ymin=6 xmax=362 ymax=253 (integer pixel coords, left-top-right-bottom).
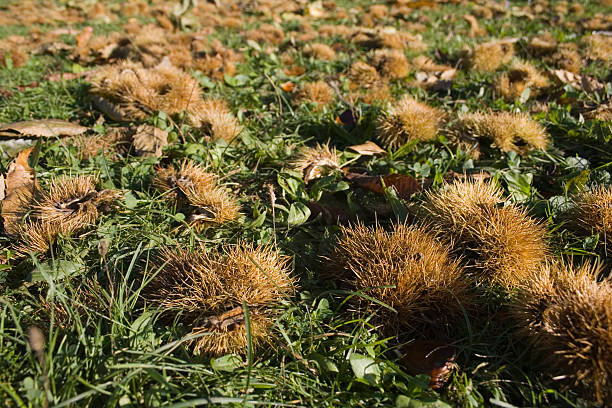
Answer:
xmin=0 ymin=120 xmax=88 ymax=138
xmin=551 ymin=69 xmax=606 ymax=95
xmin=306 ymin=201 xmax=351 ymax=224
xmin=344 ymin=172 xmax=422 ymax=199
xmin=280 ymin=81 xmax=295 ymax=92
xmin=1 ymin=148 xmax=39 ymax=235
xmin=132 ymin=124 xmax=168 ymax=157
xmin=400 ymin=340 xmax=457 ymax=390
xmin=347 ymin=141 xmax=386 ymax=156
xmin=414 ymin=69 xmax=456 ymax=91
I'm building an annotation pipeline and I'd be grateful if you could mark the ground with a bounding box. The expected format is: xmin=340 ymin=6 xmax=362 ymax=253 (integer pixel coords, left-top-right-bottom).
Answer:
xmin=0 ymin=0 xmax=611 ymax=407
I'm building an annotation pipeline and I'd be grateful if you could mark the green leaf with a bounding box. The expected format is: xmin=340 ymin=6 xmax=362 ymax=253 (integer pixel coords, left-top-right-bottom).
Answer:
xmin=28 ymin=138 xmax=42 ymax=169
xmin=310 ymin=352 xmax=339 ymax=373
xmin=349 ymin=353 xmax=381 ymax=385
xmin=519 ymin=87 xmax=531 ymax=104
xmin=245 ymin=210 xmax=266 ymax=229
xmin=565 ymin=169 xmax=590 ymax=194
xmin=502 ymin=170 xmax=533 ymax=202
xmin=224 ymin=74 xmax=249 ymax=87
xmin=211 ymin=354 xmax=243 ymax=372
xmin=383 ymin=185 xmax=409 ymax=221
xmin=287 ymin=202 xmax=310 ymax=226
xmin=29 ymin=259 xmax=85 ymax=282
xmin=396 ymin=396 xmax=452 ymax=408
xmin=124 ymin=191 xmax=138 ymax=209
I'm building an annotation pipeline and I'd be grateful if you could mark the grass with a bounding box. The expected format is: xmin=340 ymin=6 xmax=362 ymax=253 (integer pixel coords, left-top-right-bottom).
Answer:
xmin=1 ymin=0 xmax=612 ymax=406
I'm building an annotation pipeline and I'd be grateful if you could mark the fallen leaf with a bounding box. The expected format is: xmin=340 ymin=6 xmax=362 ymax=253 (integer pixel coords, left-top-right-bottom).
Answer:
xmin=36 ymin=42 xmax=74 ymax=55
xmin=46 ymin=72 xmax=84 ymax=82
xmin=400 ymin=1 xmax=439 ymax=8
xmin=132 ymin=124 xmax=168 ymax=157
xmin=337 ymin=109 xmax=357 ymax=127
xmin=414 ymin=69 xmax=456 ymax=91
xmin=412 ymin=55 xmax=454 ymax=72
xmin=307 ymin=201 xmax=350 ymax=224
xmin=0 ymin=120 xmax=88 ymax=138
xmin=400 ymin=340 xmax=457 ymax=390
xmin=16 ymin=82 xmax=39 ymax=91
xmin=76 ymin=27 xmax=93 ymax=48
xmin=347 ymin=141 xmax=386 ymax=156
xmin=551 ymin=69 xmax=606 ymax=94
xmin=0 ymin=175 xmax=5 ymax=201
xmin=1 ymin=148 xmax=39 ymax=235
xmin=345 ymin=172 xmax=422 ymax=199
xmin=280 ymin=81 xmax=295 ymax=92
xmin=463 ymin=14 xmax=486 ymax=37
xmin=306 ymin=1 xmax=327 ymax=18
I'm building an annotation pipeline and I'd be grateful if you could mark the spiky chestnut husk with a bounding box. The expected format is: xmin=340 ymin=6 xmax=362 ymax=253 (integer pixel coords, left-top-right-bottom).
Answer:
xmin=450 ymin=111 xmax=549 ymax=155
xmin=12 ymin=176 xmax=119 ymax=256
xmin=469 ymin=39 xmax=515 ymax=72
xmin=88 ymin=61 xmax=209 ymax=126
xmin=144 ymin=244 xmax=294 ymax=355
xmin=371 ymin=49 xmax=410 ymax=79
xmin=509 ymin=261 xmax=612 ymax=403
xmin=299 ymin=81 xmax=335 ymax=111
xmin=153 ymin=160 xmax=239 ymax=229
xmin=290 ymin=143 xmax=340 ymax=183
xmin=422 ymin=179 xmax=548 ymax=287
xmin=348 ymin=61 xmax=380 ymax=88
xmin=37 ymin=279 xmax=103 ymax=330
xmin=303 ymin=43 xmax=336 ymax=61
xmin=566 ymin=187 xmax=612 ymax=252
xmin=376 ymin=96 xmax=443 ymax=149
xmin=497 ymin=60 xmax=549 ymax=101
xmin=196 ymin=99 xmax=243 ymax=142
xmin=331 ymin=223 xmax=470 ymax=332
xmin=35 ymin=175 xmax=119 ymax=231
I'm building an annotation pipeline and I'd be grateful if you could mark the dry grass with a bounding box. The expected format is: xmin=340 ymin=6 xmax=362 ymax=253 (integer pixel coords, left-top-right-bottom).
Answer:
xmin=377 ymin=96 xmax=443 ymax=149
xmin=509 ymin=261 xmax=612 ymax=403
xmin=331 ymin=223 xmax=470 ymax=333
xmin=422 ymin=179 xmax=548 ymax=287
xmin=143 ymin=244 xmax=294 ymax=355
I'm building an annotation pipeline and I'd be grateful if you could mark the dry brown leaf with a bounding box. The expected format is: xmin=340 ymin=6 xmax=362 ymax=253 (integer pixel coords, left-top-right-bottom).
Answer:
xmin=344 ymin=172 xmax=422 ymax=199
xmin=132 ymin=124 xmax=168 ymax=157
xmin=400 ymin=340 xmax=457 ymax=390
xmin=0 ymin=120 xmax=88 ymax=138
xmin=551 ymin=69 xmax=606 ymax=94
xmin=306 ymin=201 xmax=350 ymax=224
xmin=412 ymin=55 xmax=453 ymax=72
xmin=46 ymin=72 xmax=84 ymax=82
xmin=463 ymin=14 xmax=486 ymax=37
xmin=0 ymin=174 xmax=5 ymax=201
xmin=76 ymin=27 xmax=93 ymax=48
xmin=347 ymin=141 xmax=386 ymax=156
xmin=280 ymin=81 xmax=295 ymax=92
xmin=1 ymin=148 xmax=38 ymax=235
xmin=414 ymin=69 xmax=456 ymax=91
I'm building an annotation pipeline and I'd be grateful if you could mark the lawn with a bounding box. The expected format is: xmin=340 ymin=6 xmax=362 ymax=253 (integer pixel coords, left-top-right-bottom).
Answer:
xmin=0 ymin=0 xmax=611 ymax=407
